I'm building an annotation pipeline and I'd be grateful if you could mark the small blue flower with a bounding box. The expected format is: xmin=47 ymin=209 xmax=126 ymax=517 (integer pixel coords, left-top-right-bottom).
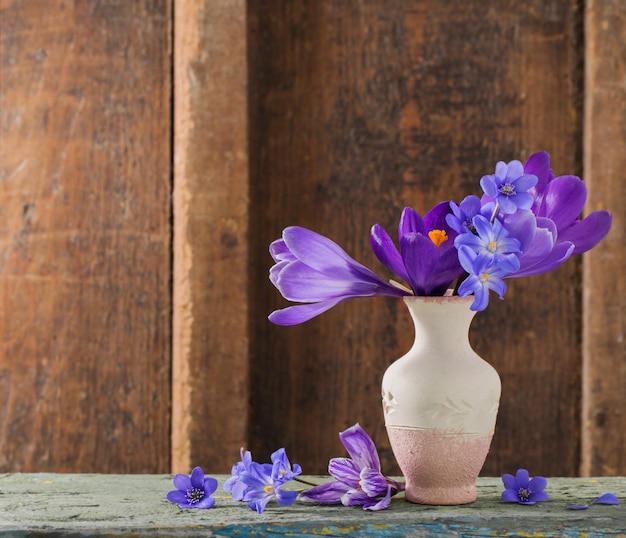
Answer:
xmin=457 ymin=246 xmax=519 ymax=311
xmin=501 ymin=469 xmax=548 ymax=505
xmin=240 ymin=458 xmax=299 ymax=514
xmin=166 ymin=466 xmax=218 ymax=509
xmin=224 ymin=448 xmax=255 ymax=501
xmin=454 ymin=215 xmax=522 ymax=263
xmin=271 ymin=447 xmax=302 ymax=481
xmin=447 ymin=195 xmax=484 ymax=234
xmin=480 ymin=160 xmax=538 ymax=214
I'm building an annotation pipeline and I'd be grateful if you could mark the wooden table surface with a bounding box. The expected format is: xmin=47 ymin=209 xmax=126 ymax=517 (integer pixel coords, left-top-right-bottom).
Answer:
xmin=0 ymin=474 xmax=624 ymax=536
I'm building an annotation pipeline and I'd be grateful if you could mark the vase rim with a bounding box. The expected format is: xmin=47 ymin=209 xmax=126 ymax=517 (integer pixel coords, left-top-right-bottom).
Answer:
xmin=402 ymin=295 xmax=473 ymax=305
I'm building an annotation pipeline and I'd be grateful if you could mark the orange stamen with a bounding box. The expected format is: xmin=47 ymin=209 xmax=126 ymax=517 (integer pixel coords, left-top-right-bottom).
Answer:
xmin=428 ymin=229 xmax=448 ymax=247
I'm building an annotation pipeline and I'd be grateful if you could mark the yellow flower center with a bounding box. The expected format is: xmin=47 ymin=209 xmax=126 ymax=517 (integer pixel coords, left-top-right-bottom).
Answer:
xmin=428 ymin=229 xmax=448 ymax=247
xmin=264 ymin=485 xmax=274 ymax=494
xmin=481 ymin=273 xmax=490 ymax=281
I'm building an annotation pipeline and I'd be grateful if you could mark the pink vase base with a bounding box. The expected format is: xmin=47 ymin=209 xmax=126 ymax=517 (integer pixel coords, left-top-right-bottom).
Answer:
xmin=387 ymin=426 xmax=494 ymax=505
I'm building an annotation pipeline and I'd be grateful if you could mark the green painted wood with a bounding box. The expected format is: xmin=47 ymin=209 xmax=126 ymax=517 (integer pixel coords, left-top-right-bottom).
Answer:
xmin=0 ymin=475 xmax=623 ymax=536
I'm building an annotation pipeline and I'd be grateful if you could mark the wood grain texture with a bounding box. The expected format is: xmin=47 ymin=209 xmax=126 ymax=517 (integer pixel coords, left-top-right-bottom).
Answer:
xmin=247 ymin=0 xmax=584 ymax=476
xmin=582 ymin=0 xmax=626 ymax=476
xmin=172 ymin=0 xmax=250 ymax=473
xmin=0 ymin=0 xmax=171 ymax=472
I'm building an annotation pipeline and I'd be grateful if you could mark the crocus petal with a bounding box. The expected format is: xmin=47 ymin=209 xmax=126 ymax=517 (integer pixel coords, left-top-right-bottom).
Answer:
xmin=422 ymin=201 xmax=456 ymax=234
xmin=524 ymin=151 xmax=553 ymax=198
xmin=268 ymin=297 xmax=347 ymax=326
xmin=339 ymin=423 xmax=381 ymax=472
xmin=591 ymin=493 xmax=619 ymax=505
xmin=359 ymin=468 xmax=389 ymax=497
xmin=299 ymin=481 xmax=351 ymax=504
xmin=398 ymin=206 xmax=425 ymax=237
xmin=363 ymin=486 xmax=392 ymax=511
xmin=557 ymin=210 xmax=612 ymax=255
xmin=512 ymin=241 xmax=574 ymax=278
xmin=370 ymin=223 xmax=411 ymax=283
xmin=328 ymin=457 xmax=361 ymax=487
xmin=341 ymin=488 xmax=372 ymax=507
xmin=539 ymin=175 xmax=586 ymax=228
xmin=173 ymin=474 xmax=192 ymax=492
xmin=400 ymin=233 xmax=440 ymax=294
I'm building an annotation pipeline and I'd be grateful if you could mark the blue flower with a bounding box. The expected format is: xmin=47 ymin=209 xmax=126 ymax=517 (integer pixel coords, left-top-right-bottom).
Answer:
xmin=299 ymin=423 xmax=404 ymax=511
xmin=446 ymin=195 xmax=490 ymax=234
xmin=457 ymin=246 xmax=520 ymax=311
xmin=224 ymin=448 xmax=255 ymax=501
xmin=454 ymin=214 xmax=522 ymax=263
xmin=166 ymin=467 xmax=218 ymax=509
xmin=501 ymin=469 xmax=548 ymax=505
xmin=239 ymin=458 xmax=299 ymax=514
xmin=480 ymin=160 xmax=538 ymax=214
xmin=271 ymin=447 xmax=302 ymax=481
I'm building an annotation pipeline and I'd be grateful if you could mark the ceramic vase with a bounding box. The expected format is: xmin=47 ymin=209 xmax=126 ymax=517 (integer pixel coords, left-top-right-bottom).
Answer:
xmin=381 ymin=295 xmax=501 ymax=505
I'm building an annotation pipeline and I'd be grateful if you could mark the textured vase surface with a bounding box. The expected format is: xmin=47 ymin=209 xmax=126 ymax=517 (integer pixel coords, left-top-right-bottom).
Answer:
xmin=382 ymin=296 xmax=501 ymax=505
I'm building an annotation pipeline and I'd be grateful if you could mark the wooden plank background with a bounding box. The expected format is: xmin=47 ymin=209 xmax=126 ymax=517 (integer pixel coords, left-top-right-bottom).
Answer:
xmin=1 ymin=0 xmax=624 ymax=477
xmin=0 ymin=0 xmax=172 ymax=472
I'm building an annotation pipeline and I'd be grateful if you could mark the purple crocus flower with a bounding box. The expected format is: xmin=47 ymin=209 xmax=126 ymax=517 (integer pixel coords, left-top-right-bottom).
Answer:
xmin=480 ymin=160 xmax=538 ymax=214
xmin=269 ymin=226 xmax=407 ymax=325
xmin=523 ymin=151 xmax=612 ymax=255
xmin=239 ymin=458 xmax=299 ymax=514
xmin=166 ymin=467 xmax=218 ymax=509
xmin=370 ymin=203 xmax=463 ymax=296
xmin=501 ymin=469 xmax=548 ymax=505
xmin=299 ymin=423 xmax=404 ymax=511
xmin=457 ymin=246 xmax=520 ymax=311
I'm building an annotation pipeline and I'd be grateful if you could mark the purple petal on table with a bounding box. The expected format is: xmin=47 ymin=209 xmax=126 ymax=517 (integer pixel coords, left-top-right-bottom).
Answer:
xmin=591 ymin=493 xmax=619 ymax=505
xmin=299 ymin=481 xmax=351 ymax=504
xmin=339 ymin=424 xmax=381 ymax=472
xmin=328 ymin=457 xmax=361 ymax=487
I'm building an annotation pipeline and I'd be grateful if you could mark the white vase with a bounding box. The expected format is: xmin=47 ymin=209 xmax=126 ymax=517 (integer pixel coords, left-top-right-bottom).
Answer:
xmin=382 ymin=295 xmax=501 ymax=505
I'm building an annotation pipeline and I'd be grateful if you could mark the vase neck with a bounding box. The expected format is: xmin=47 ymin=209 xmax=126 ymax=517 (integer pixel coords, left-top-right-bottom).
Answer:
xmin=403 ymin=296 xmax=477 ymax=353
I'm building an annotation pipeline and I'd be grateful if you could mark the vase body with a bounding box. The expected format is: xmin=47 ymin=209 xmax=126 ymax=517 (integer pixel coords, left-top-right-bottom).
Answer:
xmin=382 ymin=296 xmax=501 ymax=505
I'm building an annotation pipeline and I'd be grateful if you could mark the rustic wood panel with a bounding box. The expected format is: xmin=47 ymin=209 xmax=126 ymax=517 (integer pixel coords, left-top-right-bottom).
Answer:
xmin=172 ymin=0 xmax=250 ymax=473
xmin=246 ymin=0 xmax=583 ymax=476
xmin=582 ymin=0 xmax=626 ymax=476
xmin=0 ymin=0 xmax=171 ymax=472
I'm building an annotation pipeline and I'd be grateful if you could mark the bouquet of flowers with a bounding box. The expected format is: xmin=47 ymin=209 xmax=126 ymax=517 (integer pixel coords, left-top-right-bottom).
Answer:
xmin=268 ymin=151 xmax=611 ymax=322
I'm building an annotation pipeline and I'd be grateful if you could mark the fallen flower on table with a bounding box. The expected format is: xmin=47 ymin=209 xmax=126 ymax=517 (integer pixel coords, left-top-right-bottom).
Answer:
xmin=567 ymin=492 xmax=619 ymax=510
xmin=166 ymin=466 xmax=218 ymax=509
xmin=299 ymin=423 xmax=405 ymax=511
xmin=501 ymin=469 xmax=548 ymax=505
xmin=224 ymin=447 xmax=302 ymax=514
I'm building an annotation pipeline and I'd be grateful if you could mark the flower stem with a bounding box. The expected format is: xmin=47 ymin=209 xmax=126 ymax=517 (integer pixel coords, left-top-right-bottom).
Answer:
xmin=294 ymin=476 xmax=319 ymax=487
xmin=490 ymin=203 xmax=500 ymax=223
